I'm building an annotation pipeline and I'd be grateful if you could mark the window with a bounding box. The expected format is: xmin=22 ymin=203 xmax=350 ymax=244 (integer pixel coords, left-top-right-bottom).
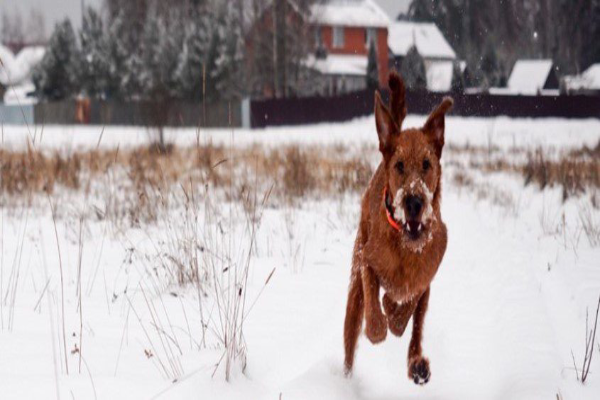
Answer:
xmin=365 ymin=28 xmax=377 ymax=48
xmin=333 ymin=26 xmax=345 ymax=48
xmin=315 ymin=27 xmax=322 ymax=46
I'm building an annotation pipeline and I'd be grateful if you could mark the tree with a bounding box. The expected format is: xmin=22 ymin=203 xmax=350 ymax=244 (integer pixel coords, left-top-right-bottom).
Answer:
xmin=105 ymin=11 xmax=129 ymax=99
xmin=451 ymin=61 xmax=464 ymax=92
xmin=366 ymin=40 xmax=379 ymax=91
xmin=79 ymin=7 xmax=109 ymax=98
xmin=480 ymin=41 xmax=501 ymax=88
xmin=33 ymin=19 xmax=81 ymax=100
xmin=214 ymin=3 xmax=247 ymax=100
xmin=174 ymin=12 xmax=211 ymax=100
xmin=400 ymin=45 xmax=427 ymax=90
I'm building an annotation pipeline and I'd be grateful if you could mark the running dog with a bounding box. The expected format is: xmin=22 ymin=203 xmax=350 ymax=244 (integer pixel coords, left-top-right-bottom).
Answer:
xmin=343 ymin=72 xmax=453 ymax=385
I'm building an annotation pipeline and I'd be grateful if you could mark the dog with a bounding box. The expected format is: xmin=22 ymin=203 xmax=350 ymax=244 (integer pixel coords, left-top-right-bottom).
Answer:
xmin=343 ymin=72 xmax=453 ymax=385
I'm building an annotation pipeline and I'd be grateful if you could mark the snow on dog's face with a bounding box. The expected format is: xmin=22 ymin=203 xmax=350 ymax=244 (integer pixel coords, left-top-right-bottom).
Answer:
xmin=374 ymin=73 xmax=452 ymax=251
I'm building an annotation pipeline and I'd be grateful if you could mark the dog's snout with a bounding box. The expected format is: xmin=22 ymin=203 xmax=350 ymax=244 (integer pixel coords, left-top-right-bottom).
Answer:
xmin=404 ymin=196 xmax=423 ymax=219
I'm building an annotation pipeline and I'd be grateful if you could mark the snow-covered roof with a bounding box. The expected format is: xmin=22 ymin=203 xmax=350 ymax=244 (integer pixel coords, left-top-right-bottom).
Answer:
xmin=564 ymin=64 xmax=600 ymax=91
xmin=426 ymin=61 xmax=453 ymax=92
xmin=311 ymin=0 xmax=390 ymax=28
xmin=306 ymin=54 xmax=367 ymax=76
xmin=3 ymin=81 xmax=37 ymax=105
xmin=0 ymin=45 xmax=45 ymax=86
xmin=388 ymin=21 xmax=456 ymax=60
xmin=507 ymin=59 xmax=553 ymax=94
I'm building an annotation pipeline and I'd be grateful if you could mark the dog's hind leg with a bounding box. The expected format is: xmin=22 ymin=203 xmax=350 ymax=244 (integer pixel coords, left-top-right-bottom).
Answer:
xmin=343 ymin=268 xmax=364 ymax=375
xmin=382 ymin=294 xmax=418 ymax=337
xmin=407 ymin=287 xmax=431 ymax=385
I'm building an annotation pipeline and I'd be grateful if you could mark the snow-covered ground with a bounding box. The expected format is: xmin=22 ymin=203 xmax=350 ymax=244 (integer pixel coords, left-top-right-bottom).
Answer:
xmin=1 ymin=117 xmax=600 ymax=399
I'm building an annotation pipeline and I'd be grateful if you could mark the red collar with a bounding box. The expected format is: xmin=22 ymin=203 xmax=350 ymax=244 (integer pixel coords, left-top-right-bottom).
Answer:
xmin=383 ymin=187 xmax=401 ymax=232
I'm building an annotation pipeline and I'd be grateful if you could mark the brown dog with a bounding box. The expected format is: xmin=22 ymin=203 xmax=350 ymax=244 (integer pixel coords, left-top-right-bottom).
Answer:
xmin=343 ymin=72 xmax=452 ymax=385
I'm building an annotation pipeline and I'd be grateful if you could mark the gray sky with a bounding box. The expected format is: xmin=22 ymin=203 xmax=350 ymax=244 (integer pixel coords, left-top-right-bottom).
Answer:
xmin=375 ymin=0 xmax=411 ymax=19
xmin=1 ymin=0 xmax=411 ymax=43
xmin=2 ymin=0 xmax=104 ymax=34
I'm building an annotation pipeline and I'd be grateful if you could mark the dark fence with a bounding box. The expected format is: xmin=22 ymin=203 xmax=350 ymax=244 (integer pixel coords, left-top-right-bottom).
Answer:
xmin=89 ymin=100 xmax=241 ymax=127
xmin=250 ymin=90 xmax=600 ymax=128
xmin=32 ymin=100 xmax=242 ymax=127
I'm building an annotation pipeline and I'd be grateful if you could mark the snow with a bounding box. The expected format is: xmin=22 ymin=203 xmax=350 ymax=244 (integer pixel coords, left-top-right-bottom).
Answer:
xmin=1 ymin=117 xmax=600 ymax=399
xmin=3 ymin=81 xmax=37 ymax=105
xmin=0 ymin=45 xmax=45 ymax=86
xmin=507 ymin=59 xmax=554 ymax=95
xmin=565 ymin=64 xmax=600 ymax=91
xmin=311 ymin=0 xmax=390 ymax=28
xmin=388 ymin=21 xmax=456 ymax=60
xmin=306 ymin=54 xmax=368 ymax=76
xmin=426 ymin=61 xmax=454 ymax=92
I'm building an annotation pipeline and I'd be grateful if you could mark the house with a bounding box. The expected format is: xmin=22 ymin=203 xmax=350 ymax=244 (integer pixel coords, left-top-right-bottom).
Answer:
xmin=506 ymin=59 xmax=559 ymax=95
xmin=564 ymin=64 xmax=600 ymax=95
xmin=0 ymin=44 xmax=45 ymax=103
xmin=307 ymin=0 xmax=390 ymax=95
xmin=388 ymin=21 xmax=456 ymax=70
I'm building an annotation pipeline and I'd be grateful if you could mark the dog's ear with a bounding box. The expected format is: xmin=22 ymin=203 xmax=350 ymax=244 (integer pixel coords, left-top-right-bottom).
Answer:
xmin=375 ymin=91 xmax=399 ymax=158
xmin=388 ymin=72 xmax=407 ymax=130
xmin=423 ymin=97 xmax=453 ymax=159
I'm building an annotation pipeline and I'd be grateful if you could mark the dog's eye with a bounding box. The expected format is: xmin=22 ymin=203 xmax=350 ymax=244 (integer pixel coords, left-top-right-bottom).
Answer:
xmin=423 ymin=159 xmax=431 ymax=171
xmin=395 ymin=161 xmax=404 ymax=174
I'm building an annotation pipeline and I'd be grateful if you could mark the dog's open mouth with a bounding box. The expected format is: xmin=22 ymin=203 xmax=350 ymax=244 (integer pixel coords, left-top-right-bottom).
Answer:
xmin=403 ymin=219 xmax=425 ymax=240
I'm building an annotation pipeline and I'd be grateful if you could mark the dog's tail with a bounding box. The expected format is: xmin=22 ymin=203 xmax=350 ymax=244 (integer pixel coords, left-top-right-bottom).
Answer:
xmin=389 ymin=71 xmax=407 ymax=130
xmin=344 ymin=238 xmax=365 ymax=375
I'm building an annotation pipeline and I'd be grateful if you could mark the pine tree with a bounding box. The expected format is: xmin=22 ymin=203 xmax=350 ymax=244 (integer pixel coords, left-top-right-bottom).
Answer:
xmin=366 ymin=41 xmax=379 ymax=91
xmin=451 ymin=61 xmax=464 ymax=92
xmin=80 ymin=7 xmax=110 ymax=98
xmin=105 ymin=11 xmax=129 ymax=99
xmin=174 ymin=14 xmax=211 ymax=100
xmin=480 ymin=41 xmax=501 ymax=88
xmin=33 ymin=19 xmax=81 ymax=100
xmin=214 ymin=4 xmax=246 ymax=100
xmin=400 ymin=45 xmax=427 ymax=91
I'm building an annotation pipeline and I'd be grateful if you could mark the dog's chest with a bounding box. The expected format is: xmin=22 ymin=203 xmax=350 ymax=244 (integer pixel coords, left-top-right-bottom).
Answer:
xmin=366 ymin=223 xmax=447 ymax=301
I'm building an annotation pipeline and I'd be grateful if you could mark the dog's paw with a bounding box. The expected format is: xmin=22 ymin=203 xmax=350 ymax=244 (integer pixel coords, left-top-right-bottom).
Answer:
xmin=365 ymin=312 xmax=387 ymax=344
xmin=408 ymin=356 xmax=430 ymax=385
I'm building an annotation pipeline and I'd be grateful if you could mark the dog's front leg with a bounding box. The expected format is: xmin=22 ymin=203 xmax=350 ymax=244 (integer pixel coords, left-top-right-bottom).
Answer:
xmin=361 ymin=265 xmax=387 ymax=344
xmin=382 ymin=293 xmax=418 ymax=337
xmin=407 ymin=287 xmax=431 ymax=385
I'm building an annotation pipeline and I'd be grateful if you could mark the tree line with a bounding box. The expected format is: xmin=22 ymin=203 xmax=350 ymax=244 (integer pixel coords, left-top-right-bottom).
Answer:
xmin=407 ymin=0 xmax=600 ymax=86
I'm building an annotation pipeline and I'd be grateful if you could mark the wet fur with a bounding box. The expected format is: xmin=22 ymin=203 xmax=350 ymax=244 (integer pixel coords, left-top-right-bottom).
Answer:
xmin=344 ymin=72 xmax=452 ymax=384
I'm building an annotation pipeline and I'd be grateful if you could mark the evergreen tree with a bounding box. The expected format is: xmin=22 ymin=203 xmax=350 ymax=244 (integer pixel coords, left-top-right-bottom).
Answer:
xmin=33 ymin=19 xmax=81 ymax=100
xmin=214 ymin=5 xmax=246 ymax=100
xmin=79 ymin=7 xmax=109 ymax=98
xmin=480 ymin=41 xmax=501 ymax=88
xmin=366 ymin=40 xmax=379 ymax=91
xmin=450 ymin=61 xmax=464 ymax=92
xmin=174 ymin=14 xmax=211 ymax=100
xmin=105 ymin=11 xmax=129 ymax=99
xmin=400 ymin=45 xmax=427 ymax=91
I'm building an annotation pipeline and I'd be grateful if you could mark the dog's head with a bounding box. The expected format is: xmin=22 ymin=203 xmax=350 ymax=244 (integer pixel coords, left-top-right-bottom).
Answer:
xmin=375 ymin=72 xmax=452 ymax=249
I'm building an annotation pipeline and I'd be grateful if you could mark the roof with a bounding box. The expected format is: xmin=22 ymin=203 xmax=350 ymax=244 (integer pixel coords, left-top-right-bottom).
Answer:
xmin=426 ymin=61 xmax=453 ymax=92
xmin=388 ymin=21 xmax=456 ymax=59
xmin=507 ymin=59 xmax=554 ymax=94
xmin=311 ymin=0 xmax=390 ymax=28
xmin=306 ymin=54 xmax=367 ymax=76
xmin=565 ymin=64 xmax=600 ymax=91
xmin=0 ymin=45 xmax=45 ymax=86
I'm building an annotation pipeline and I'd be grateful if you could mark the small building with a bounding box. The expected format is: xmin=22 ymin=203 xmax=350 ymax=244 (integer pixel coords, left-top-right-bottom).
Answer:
xmin=506 ymin=59 xmax=559 ymax=95
xmin=0 ymin=44 xmax=45 ymax=103
xmin=308 ymin=0 xmax=390 ymax=95
xmin=564 ymin=64 xmax=600 ymax=95
xmin=388 ymin=21 xmax=456 ymax=71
